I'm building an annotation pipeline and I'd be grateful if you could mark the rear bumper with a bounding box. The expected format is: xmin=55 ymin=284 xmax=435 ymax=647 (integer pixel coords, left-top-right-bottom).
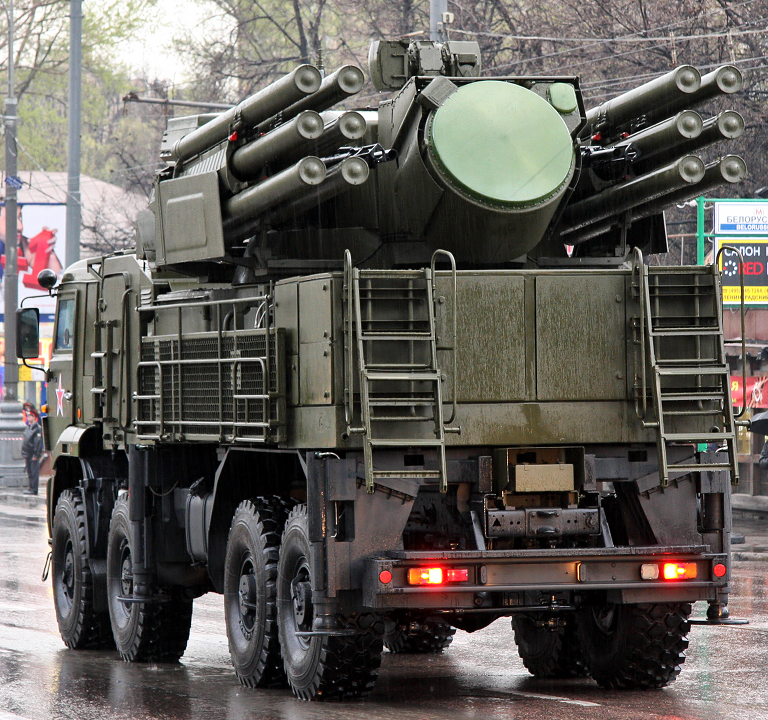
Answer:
xmin=363 ymin=544 xmax=728 ymax=610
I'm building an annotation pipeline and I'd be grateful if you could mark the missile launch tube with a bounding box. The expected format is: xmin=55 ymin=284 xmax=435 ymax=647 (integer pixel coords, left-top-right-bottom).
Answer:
xmin=563 ymin=155 xmax=746 ymax=245
xmin=312 ymin=111 xmax=368 ymax=156
xmin=561 ymin=155 xmax=705 ymax=233
xmin=171 ymin=65 xmax=322 ymax=163
xmin=230 ymin=110 xmax=325 ymax=179
xmin=613 ymin=111 xmax=703 ymax=160
xmin=224 ymin=156 xmax=327 ymax=222
xmin=269 ymin=155 xmax=370 ymax=224
xmin=278 ymin=65 xmax=365 ymax=122
xmin=672 ymin=111 xmax=745 ymax=157
xmin=582 ymin=66 xmax=700 ymax=138
xmin=631 ymin=155 xmax=747 ymax=221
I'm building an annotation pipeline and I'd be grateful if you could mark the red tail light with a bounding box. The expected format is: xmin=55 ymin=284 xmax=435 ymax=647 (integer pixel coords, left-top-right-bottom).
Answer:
xmin=407 ymin=567 xmax=470 ymax=585
xmin=662 ymin=562 xmax=697 ymax=580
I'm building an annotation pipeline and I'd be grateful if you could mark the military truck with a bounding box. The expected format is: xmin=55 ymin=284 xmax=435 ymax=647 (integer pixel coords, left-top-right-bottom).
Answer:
xmin=20 ymin=39 xmax=748 ymax=700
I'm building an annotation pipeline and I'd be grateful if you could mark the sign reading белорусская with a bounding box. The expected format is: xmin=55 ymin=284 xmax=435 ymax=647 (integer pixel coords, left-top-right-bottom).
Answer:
xmin=715 ymin=201 xmax=768 ymax=234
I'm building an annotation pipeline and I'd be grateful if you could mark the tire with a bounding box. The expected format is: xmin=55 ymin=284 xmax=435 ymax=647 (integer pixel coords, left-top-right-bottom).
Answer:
xmin=224 ymin=498 xmax=288 ymax=687
xmin=50 ymin=489 xmax=113 ymax=649
xmin=512 ymin=614 xmax=587 ymax=678
xmin=384 ymin=615 xmax=455 ymax=654
xmin=106 ymin=497 xmax=193 ymax=662
xmin=277 ymin=504 xmax=384 ymax=700
xmin=576 ymin=602 xmax=691 ymax=689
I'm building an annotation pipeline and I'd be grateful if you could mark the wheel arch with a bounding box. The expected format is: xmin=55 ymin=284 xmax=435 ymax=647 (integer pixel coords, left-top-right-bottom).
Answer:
xmin=206 ymin=448 xmax=304 ymax=593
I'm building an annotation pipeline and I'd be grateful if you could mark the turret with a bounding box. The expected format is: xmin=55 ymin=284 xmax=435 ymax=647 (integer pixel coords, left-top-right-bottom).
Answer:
xmin=137 ymin=41 xmax=746 ymax=275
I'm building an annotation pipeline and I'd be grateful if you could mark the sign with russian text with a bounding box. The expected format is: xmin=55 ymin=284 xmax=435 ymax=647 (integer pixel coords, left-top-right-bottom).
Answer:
xmin=731 ymin=375 xmax=768 ymax=409
xmin=715 ymin=201 xmax=768 ymax=234
xmin=715 ymin=238 xmax=768 ymax=305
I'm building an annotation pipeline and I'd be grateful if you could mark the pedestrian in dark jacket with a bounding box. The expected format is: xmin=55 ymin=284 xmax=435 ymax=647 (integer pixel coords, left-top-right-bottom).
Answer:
xmin=761 ymin=440 xmax=768 ymax=470
xmin=21 ymin=407 xmax=43 ymax=495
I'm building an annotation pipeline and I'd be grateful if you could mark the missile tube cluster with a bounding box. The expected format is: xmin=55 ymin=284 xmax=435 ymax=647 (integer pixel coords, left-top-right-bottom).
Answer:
xmin=561 ymin=64 xmax=747 ymax=246
xmin=173 ymin=64 xmax=368 ymax=229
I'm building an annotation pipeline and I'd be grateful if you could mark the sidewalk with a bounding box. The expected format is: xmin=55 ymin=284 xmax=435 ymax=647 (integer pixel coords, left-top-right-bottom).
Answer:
xmin=0 ymin=481 xmax=48 ymax=524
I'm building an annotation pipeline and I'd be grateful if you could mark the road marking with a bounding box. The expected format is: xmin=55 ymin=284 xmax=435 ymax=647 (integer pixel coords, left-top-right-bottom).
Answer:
xmin=506 ymin=690 xmax=600 ymax=707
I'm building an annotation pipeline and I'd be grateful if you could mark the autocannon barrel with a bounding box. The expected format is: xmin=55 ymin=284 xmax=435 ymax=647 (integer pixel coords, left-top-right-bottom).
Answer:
xmin=170 ymin=65 xmax=322 ymax=164
xmin=560 ymin=155 xmax=705 ymax=234
xmin=582 ymin=66 xmax=701 ymax=139
xmin=612 ymin=111 xmax=703 ymax=161
xmin=224 ymin=156 xmax=327 ymax=222
xmin=230 ymin=111 xmax=325 ymax=179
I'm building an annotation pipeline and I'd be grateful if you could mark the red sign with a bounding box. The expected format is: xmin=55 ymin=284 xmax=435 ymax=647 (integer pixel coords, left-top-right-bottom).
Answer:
xmin=731 ymin=375 xmax=768 ymax=408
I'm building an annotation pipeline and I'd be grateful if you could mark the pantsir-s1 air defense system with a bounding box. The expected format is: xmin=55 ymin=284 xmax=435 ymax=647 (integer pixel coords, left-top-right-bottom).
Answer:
xmin=26 ymin=39 xmax=747 ymax=699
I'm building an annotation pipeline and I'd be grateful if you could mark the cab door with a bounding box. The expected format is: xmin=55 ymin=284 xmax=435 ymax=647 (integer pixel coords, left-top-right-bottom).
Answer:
xmin=47 ymin=288 xmax=78 ymax=449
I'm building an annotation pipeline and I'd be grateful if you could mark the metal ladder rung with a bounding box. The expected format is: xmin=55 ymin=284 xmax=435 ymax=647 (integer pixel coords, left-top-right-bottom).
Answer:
xmin=662 ymin=432 xmax=734 ymax=442
xmin=661 ymin=408 xmax=724 ymax=417
xmin=367 ymin=439 xmax=443 ymax=449
xmin=365 ymin=371 xmax=440 ymax=382
xmin=372 ymin=469 xmax=442 ymax=479
xmin=668 ymin=463 xmax=734 ymax=472
xmin=656 ymin=366 xmax=728 ymax=376
xmin=360 ymin=332 xmax=433 ymax=341
xmin=660 ymin=391 xmax=724 ymax=401
xmin=650 ymin=327 xmax=720 ymax=337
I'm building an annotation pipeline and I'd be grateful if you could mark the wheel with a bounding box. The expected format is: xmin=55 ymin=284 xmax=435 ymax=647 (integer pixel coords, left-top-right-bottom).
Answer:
xmin=512 ymin=613 xmax=587 ymax=678
xmin=277 ymin=504 xmax=384 ymax=700
xmin=576 ymin=602 xmax=691 ymax=689
xmin=106 ymin=497 xmax=193 ymax=662
xmin=50 ymin=489 xmax=113 ymax=649
xmin=384 ymin=615 xmax=455 ymax=654
xmin=224 ymin=498 xmax=288 ymax=687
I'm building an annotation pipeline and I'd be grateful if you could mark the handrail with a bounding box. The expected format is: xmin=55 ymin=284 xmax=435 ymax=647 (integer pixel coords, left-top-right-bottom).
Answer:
xmin=715 ymin=245 xmax=747 ymax=419
xmin=431 ymin=249 xmax=458 ymax=426
xmin=343 ymin=249 xmax=355 ymax=430
xmin=631 ymin=247 xmax=648 ymax=421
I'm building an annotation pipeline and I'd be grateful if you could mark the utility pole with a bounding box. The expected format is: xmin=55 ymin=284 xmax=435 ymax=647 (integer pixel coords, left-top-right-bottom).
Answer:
xmin=430 ymin=0 xmax=448 ymax=41
xmin=0 ymin=0 xmax=28 ymax=489
xmin=66 ymin=0 xmax=81 ymax=266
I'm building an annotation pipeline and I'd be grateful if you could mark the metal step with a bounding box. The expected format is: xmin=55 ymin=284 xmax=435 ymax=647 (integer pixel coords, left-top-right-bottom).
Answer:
xmin=359 ymin=332 xmax=433 ymax=341
xmin=662 ymin=432 xmax=734 ymax=442
xmin=656 ymin=366 xmax=728 ymax=376
xmin=365 ymin=371 xmax=441 ymax=382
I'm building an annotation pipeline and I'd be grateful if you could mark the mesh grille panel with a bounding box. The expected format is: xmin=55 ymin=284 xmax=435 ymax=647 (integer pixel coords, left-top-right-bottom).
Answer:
xmin=137 ymin=329 xmax=283 ymax=442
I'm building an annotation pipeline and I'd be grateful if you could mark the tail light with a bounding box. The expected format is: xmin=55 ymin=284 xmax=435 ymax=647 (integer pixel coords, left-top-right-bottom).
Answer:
xmin=662 ymin=562 xmax=697 ymax=580
xmin=407 ymin=567 xmax=470 ymax=585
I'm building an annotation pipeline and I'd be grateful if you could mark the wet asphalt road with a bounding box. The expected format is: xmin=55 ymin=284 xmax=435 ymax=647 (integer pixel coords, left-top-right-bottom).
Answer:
xmin=3 ymin=508 xmax=768 ymax=720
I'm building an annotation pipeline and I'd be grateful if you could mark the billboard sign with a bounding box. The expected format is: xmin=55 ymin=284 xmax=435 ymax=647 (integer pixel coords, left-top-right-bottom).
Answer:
xmin=714 ymin=201 xmax=768 ymax=235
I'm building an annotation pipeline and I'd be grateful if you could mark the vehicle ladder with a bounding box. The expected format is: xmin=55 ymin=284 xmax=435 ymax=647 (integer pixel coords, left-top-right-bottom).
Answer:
xmin=632 ymin=249 xmax=739 ymax=488
xmin=344 ymin=250 xmax=458 ymax=493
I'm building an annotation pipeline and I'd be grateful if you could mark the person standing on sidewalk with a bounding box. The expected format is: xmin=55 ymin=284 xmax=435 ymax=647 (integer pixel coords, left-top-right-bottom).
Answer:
xmin=21 ymin=407 xmax=44 ymax=496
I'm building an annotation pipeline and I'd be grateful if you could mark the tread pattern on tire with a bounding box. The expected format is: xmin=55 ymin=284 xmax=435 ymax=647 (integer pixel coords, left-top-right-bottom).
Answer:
xmin=578 ymin=602 xmax=691 ymax=689
xmin=52 ymin=490 xmax=113 ymax=649
xmin=108 ymin=497 xmax=193 ymax=663
xmin=279 ymin=505 xmax=384 ymax=701
xmin=227 ymin=496 xmax=290 ymax=688
xmin=384 ymin=616 xmax=455 ymax=654
xmin=512 ymin=614 xmax=587 ymax=679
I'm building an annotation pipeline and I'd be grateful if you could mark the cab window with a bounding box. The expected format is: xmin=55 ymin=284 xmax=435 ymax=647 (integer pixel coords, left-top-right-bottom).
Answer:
xmin=55 ymin=297 xmax=75 ymax=351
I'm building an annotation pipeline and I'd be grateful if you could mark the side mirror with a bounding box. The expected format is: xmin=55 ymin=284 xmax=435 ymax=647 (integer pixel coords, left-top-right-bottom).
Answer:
xmin=16 ymin=307 xmax=40 ymax=359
